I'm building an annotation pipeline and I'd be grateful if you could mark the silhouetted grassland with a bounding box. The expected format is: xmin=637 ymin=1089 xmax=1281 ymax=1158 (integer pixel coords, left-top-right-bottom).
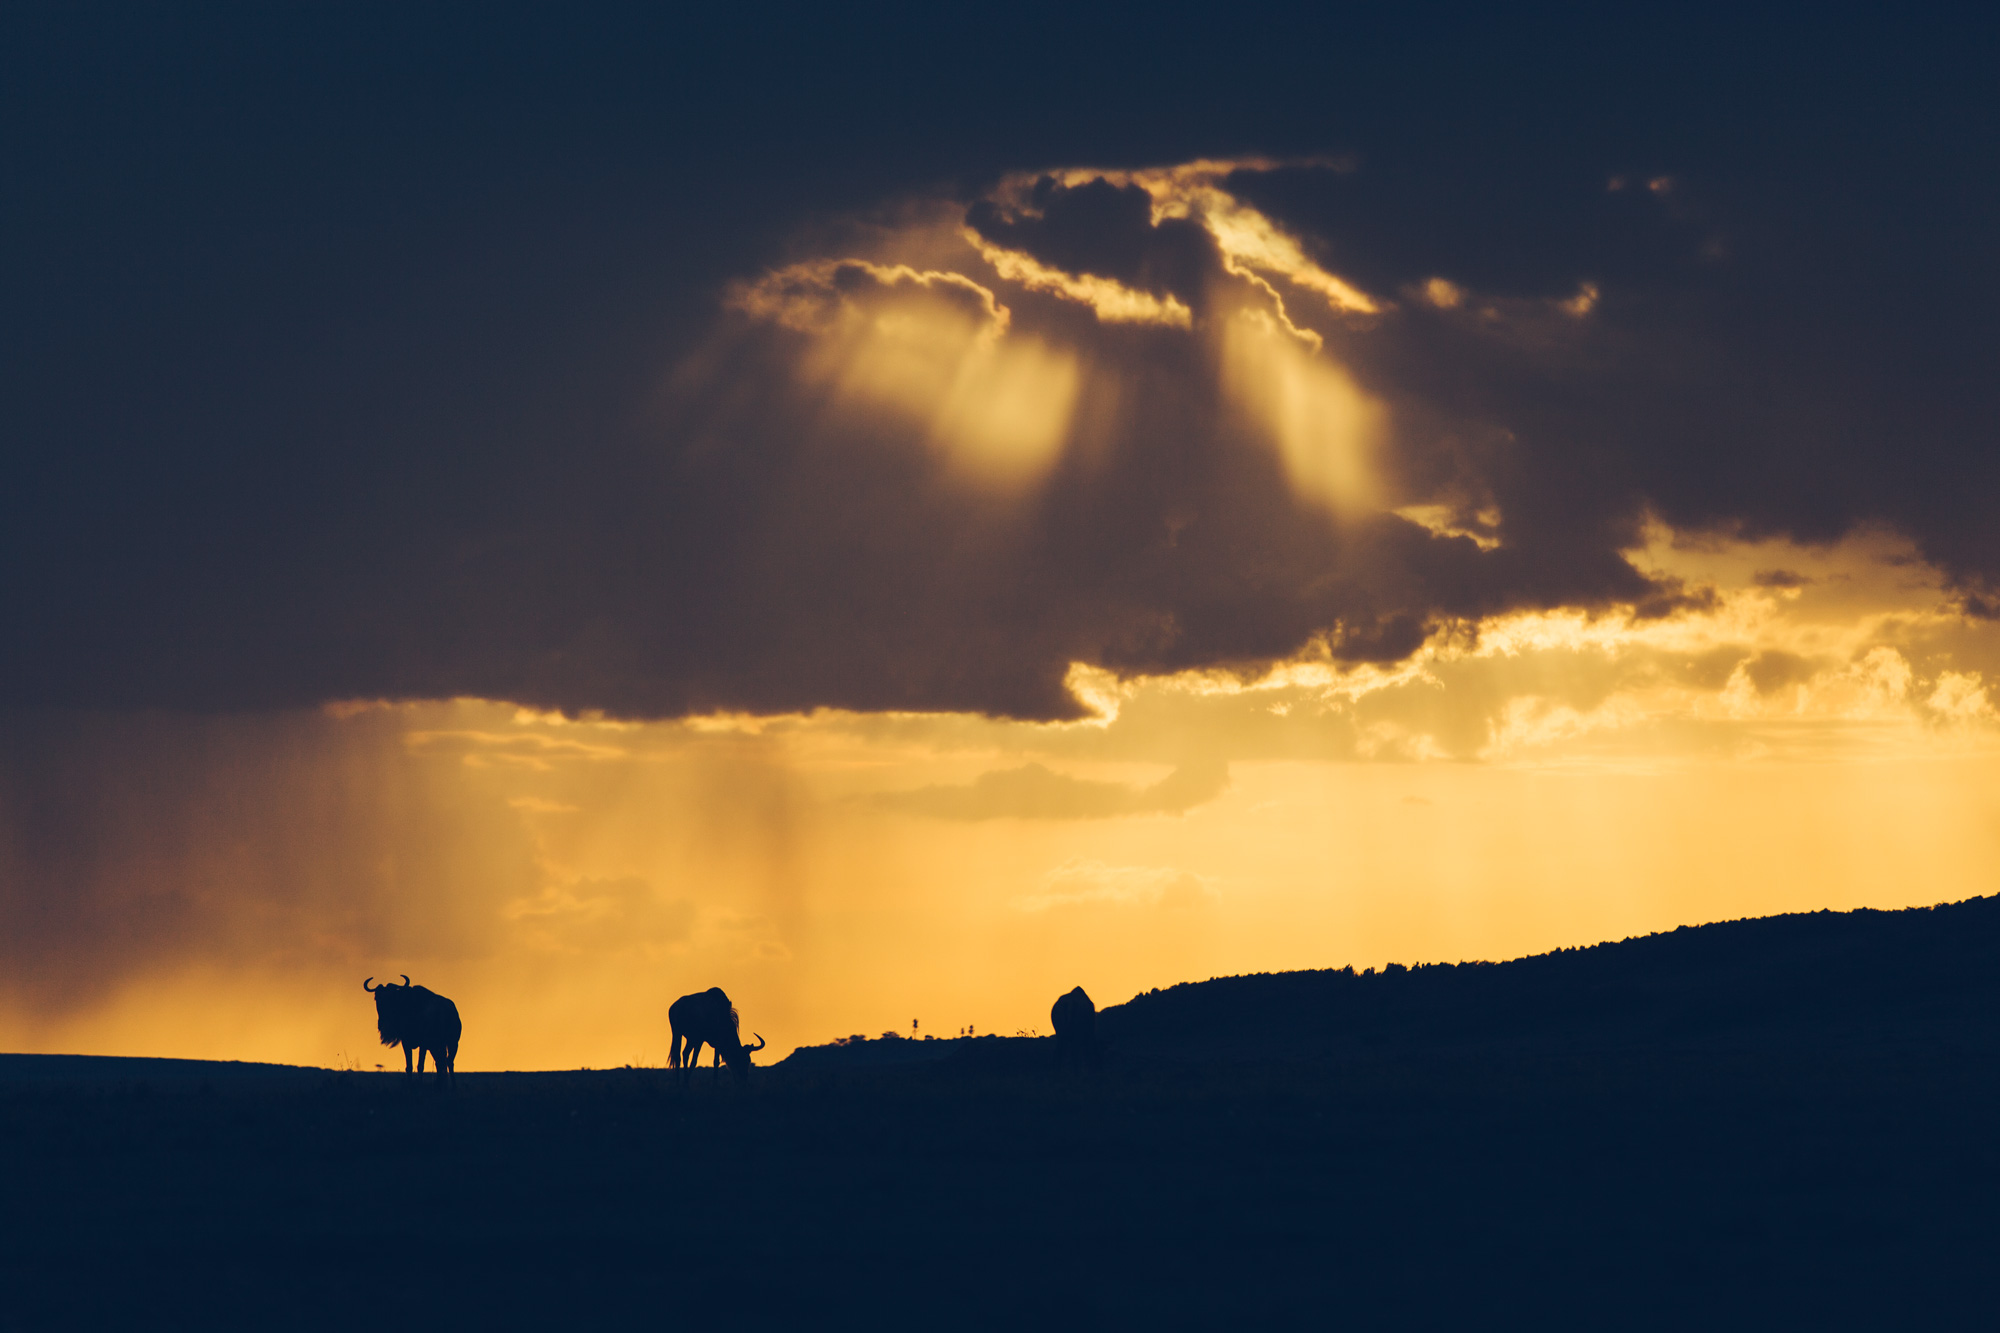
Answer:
xmin=5 ymin=898 xmax=1998 ymax=1329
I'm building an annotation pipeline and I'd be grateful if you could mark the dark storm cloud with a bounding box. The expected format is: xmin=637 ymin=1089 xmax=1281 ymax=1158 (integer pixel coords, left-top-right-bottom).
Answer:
xmin=965 ymin=177 xmax=1221 ymax=307
xmin=1226 ymin=146 xmax=2000 ymax=603
xmin=2 ymin=6 xmax=1996 ymax=722
xmin=657 ymin=224 xmax=1671 ymax=719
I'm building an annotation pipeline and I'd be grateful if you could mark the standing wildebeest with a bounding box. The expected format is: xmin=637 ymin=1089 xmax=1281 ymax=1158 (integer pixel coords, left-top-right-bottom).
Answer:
xmin=668 ymin=987 xmax=765 ymax=1086
xmin=1052 ymin=986 xmax=1097 ymax=1071
xmin=364 ymin=975 xmax=461 ymax=1087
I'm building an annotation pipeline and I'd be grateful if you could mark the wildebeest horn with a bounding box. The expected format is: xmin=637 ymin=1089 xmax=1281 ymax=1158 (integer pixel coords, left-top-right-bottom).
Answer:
xmin=363 ymin=977 xmax=376 ymax=992
xmin=401 ymin=974 xmax=410 ymax=987
xmin=747 ymin=1033 xmax=766 ymax=1053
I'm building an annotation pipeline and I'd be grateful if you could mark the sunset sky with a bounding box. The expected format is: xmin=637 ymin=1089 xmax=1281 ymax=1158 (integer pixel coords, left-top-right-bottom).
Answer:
xmin=4 ymin=6 xmax=1998 ymax=1069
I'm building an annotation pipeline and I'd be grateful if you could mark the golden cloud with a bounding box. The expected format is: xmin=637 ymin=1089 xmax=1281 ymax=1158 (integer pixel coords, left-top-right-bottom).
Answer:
xmin=729 ymin=256 xmax=1079 ymax=485
xmin=1015 ymin=860 xmax=1218 ymax=911
xmin=987 ymin=158 xmax=1382 ymax=317
xmin=716 ymin=160 xmax=1402 ymax=516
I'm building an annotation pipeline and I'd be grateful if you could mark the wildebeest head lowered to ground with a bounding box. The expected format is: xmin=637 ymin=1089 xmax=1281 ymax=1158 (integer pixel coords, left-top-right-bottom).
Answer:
xmin=364 ymin=975 xmax=461 ymax=1087
xmin=668 ymin=987 xmax=765 ymax=1086
xmin=1052 ymin=986 xmax=1097 ymax=1070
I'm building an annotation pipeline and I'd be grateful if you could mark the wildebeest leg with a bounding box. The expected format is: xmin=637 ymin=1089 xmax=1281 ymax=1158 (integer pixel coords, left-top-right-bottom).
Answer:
xmin=404 ymin=1045 xmax=414 ymax=1076
xmin=417 ymin=1046 xmax=428 ymax=1076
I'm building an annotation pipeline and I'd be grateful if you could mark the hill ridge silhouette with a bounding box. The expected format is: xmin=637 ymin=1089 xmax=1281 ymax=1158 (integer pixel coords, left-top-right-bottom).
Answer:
xmin=1095 ymin=894 xmax=2000 ymax=1057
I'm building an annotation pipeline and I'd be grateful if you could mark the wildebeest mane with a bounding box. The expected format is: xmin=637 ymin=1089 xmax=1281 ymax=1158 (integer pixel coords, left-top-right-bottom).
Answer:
xmin=373 ymin=983 xmax=438 ymax=1047
xmin=707 ymin=986 xmax=743 ymax=1040
xmin=374 ymin=986 xmax=406 ymax=1046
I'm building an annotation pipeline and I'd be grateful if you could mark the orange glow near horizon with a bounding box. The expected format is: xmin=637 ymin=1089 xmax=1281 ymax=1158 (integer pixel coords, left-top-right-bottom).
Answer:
xmin=7 ymin=527 xmax=2000 ymax=1073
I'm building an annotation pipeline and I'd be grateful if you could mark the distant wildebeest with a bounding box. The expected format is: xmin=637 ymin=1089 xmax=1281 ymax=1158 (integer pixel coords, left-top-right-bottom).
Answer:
xmin=668 ymin=987 xmax=766 ymax=1086
xmin=364 ymin=975 xmax=461 ymax=1087
xmin=1052 ymin=986 xmax=1097 ymax=1070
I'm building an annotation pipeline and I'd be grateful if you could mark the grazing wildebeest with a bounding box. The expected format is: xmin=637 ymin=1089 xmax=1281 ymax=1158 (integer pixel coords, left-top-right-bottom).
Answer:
xmin=1051 ymin=986 xmax=1096 ymax=1071
xmin=364 ymin=975 xmax=461 ymax=1087
xmin=668 ymin=987 xmax=765 ymax=1086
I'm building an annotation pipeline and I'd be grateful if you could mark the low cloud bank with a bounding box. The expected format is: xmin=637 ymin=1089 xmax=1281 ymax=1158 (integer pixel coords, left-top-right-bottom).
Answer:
xmin=875 ymin=758 xmax=1229 ymax=821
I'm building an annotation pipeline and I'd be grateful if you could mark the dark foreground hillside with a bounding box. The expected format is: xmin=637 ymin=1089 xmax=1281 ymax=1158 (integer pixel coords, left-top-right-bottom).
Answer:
xmin=5 ymin=899 xmax=1999 ymax=1330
